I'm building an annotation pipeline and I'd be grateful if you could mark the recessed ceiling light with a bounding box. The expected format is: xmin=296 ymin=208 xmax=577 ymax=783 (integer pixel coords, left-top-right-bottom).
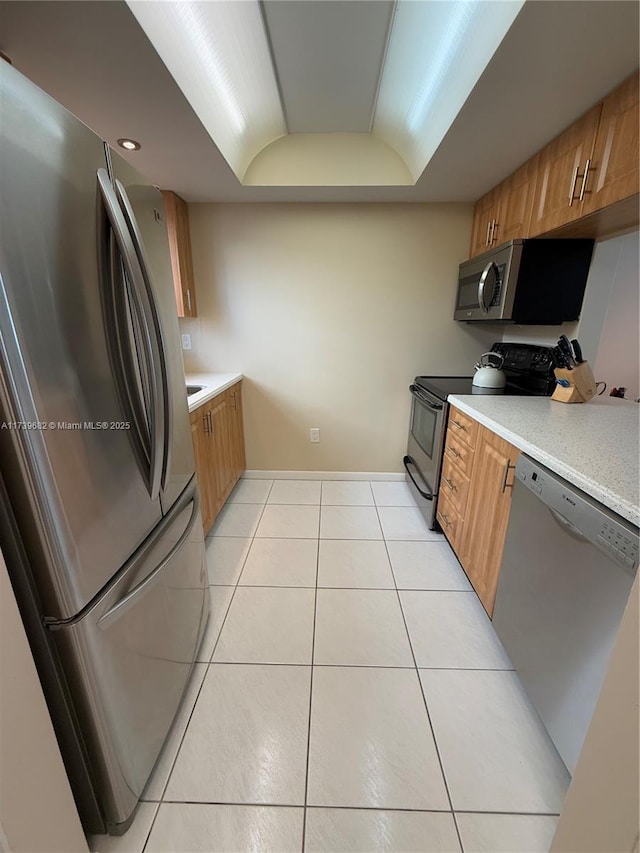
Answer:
xmin=117 ymin=138 xmax=141 ymax=151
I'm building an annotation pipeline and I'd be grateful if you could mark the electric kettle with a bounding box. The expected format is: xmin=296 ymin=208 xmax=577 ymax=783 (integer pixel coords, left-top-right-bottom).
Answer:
xmin=472 ymin=352 xmax=506 ymax=390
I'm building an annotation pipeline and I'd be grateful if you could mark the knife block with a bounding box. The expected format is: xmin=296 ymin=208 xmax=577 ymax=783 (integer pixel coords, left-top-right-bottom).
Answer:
xmin=552 ymin=362 xmax=597 ymax=403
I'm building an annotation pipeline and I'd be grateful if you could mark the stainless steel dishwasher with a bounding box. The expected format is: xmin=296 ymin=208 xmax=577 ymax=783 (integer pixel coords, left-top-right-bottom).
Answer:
xmin=493 ymin=454 xmax=638 ymax=774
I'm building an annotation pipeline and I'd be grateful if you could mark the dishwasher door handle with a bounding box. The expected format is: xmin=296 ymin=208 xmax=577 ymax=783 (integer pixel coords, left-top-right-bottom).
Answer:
xmin=548 ymin=507 xmax=589 ymax=543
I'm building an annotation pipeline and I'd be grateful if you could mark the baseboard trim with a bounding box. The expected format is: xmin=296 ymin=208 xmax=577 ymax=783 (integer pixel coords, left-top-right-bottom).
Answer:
xmin=242 ymin=470 xmax=406 ymax=482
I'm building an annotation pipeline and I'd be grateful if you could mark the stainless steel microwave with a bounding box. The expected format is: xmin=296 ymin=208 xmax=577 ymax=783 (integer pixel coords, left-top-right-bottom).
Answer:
xmin=454 ymin=238 xmax=594 ymax=324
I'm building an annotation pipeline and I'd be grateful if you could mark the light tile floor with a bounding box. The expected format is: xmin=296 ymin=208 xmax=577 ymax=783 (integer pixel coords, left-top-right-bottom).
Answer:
xmin=90 ymin=478 xmax=569 ymax=853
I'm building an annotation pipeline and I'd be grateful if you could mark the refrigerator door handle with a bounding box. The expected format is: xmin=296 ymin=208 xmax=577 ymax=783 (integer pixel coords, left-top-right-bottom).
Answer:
xmin=114 ymin=179 xmax=171 ymax=493
xmin=45 ymin=479 xmax=199 ymax=632
xmin=97 ymin=488 xmax=199 ymax=631
xmin=97 ymin=169 xmax=164 ymax=502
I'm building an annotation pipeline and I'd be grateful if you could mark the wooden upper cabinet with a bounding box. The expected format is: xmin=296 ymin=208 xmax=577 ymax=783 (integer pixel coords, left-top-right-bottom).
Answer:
xmin=161 ymin=190 xmax=197 ymax=318
xmin=581 ymin=71 xmax=640 ymax=216
xmin=494 ymin=155 xmax=539 ymax=245
xmin=469 ymin=157 xmax=538 ymax=257
xmin=469 ymin=187 xmax=501 ymax=257
xmin=459 ymin=425 xmax=519 ymax=618
xmin=528 ymin=105 xmax=601 ymax=237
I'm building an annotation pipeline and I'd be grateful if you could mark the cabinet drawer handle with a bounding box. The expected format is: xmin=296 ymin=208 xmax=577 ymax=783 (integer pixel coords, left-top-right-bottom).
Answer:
xmin=451 ymin=419 xmax=467 ymax=432
xmin=440 ymin=512 xmax=452 ymax=528
xmin=578 ymin=158 xmax=593 ymax=201
xmin=443 ymin=476 xmax=457 ymax=491
xmin=568 ymin=164 xmax=580 ymax=206
xmin=502 ymin=460 xmax=516 ymax=492
xmin=448 ymin=446 xmax=460 ymax=458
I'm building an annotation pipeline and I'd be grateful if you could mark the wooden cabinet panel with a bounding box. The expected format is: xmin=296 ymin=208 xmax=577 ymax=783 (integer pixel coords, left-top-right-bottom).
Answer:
xmin=189 ymin=382 xmax=246 ymax=534
xmin=440 ymin=454 xmax=471 ymax=518
xmin=448 ymin=406 xmax=479 ymax=449
xmin=526 ymin=105 xmax=601 ymax=237
xmin=227 ymin=382 xmax=246 ymax=483
xmin=581 ymin=71 xmax=640 ymax=215
xmin=436 ymin=492 xmax=463 ymax=554
xmin=210 ymin=393 xmax=233 ymax=515
xmin=494 ymin=156 xmax=539 ymax=245
xmin=460 ymin=426 xmax=519 ymax=618
xmin=444 ymin=429 xmax=475 ymax=478
xmin=190 ymin=406 xmax=215 ymax=532
xmin=469 ymin=188 xmax=501 ymax=257
xmin=162 ymin=190 xmax=197 ymax=318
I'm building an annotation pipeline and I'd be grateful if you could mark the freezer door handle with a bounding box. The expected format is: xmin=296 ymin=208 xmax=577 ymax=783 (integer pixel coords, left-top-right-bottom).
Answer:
xmin=97 ymin=487 xmax=199 ymax=631
xmin=114 ymin=178 xmax=171 ymax=493
xmin=97 ymin=169 xmax=165 ymax=502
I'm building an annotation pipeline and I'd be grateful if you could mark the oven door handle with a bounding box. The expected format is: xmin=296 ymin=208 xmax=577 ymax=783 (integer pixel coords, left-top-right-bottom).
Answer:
xmin=403 ymin=455 xmax=434 ymax=501
xmin=409 ymin=385 xmax=443 ymax=411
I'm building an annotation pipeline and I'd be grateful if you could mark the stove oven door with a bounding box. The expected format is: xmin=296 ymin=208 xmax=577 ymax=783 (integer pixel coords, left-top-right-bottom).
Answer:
xmin=404 ymin=384 xmax=446 ymax=530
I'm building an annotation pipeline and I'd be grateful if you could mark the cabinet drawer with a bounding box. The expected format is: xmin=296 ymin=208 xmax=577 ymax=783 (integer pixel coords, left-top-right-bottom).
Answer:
xmin=448 ymin=408 xmax=478 ymax=448
xmin=440 ymin=454 xmax=471 ymax=518
xmin=437 ymin=492 xmax=462 ymax=553
xmin=444 ymin=430 xmax=475 ymax=477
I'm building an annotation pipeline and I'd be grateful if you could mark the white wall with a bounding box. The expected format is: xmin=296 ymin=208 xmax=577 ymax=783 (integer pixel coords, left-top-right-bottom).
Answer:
xmin=183 ymin=202 xmax=494 ymax=472
xmin=591 ymin=231 xmax=639 ymax=400
xmin=0 ymin=552 xmax=88 ymax=853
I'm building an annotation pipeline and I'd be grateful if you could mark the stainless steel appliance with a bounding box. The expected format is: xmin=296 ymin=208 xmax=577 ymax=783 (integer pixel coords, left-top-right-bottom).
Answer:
xmin=405 ymin=342 xmax=557 ymax=529
xmin=454 ymin=238 xmax=594 ymax=324
xmin=493 ymin=455 xmax=638 ymax=774
xmin=0 ymin=65 xmax=209 ymax=834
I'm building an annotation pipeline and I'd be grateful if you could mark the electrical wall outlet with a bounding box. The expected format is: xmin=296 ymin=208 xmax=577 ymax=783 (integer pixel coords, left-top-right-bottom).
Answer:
xmin=309 ymin=428 xmax=320 ymax=443
xmin=181 ymin=333 xmax=192 ymax=351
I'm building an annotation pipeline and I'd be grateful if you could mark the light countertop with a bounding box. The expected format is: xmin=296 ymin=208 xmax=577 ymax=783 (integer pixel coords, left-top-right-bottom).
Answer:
xmin=448 ymin=394 xmax=640 ymax=527
xmin=185 ymin=372 xmax=243 ymax=412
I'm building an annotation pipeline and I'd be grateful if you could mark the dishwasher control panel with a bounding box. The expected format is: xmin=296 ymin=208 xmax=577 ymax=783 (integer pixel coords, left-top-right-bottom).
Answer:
xmin=515 ymin=455 xmax=639 ymax=573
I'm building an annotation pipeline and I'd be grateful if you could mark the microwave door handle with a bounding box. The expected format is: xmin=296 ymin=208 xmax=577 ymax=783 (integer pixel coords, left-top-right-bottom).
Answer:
xmin=477 ymin=262 xmax=496 ymax=314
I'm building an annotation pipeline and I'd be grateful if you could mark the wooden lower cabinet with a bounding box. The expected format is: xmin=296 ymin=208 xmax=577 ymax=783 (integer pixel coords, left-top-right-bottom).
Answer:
xmin=189 ymin=381 xmax=246 ymax=534
xmin=439 ymin=407 xmax=519 ymax=618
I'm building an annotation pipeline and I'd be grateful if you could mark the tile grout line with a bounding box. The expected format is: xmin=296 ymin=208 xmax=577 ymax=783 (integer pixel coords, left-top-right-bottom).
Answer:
xmin=207 ymin=479 xmax=276 ymax=662
xmin=142 ymin=481 xmax=277 ymax=848
xmin=152 ymin=800 xmax=561 ymax=817
xmin=301 ymin=485 xmax=322 ymax=853
xmin=374 ymin=492 xmax=467 ymax=853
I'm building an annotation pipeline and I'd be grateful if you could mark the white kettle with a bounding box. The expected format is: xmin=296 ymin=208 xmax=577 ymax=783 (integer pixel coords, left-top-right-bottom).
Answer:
xmin=473 ymin=352 xmax=506 ymax=391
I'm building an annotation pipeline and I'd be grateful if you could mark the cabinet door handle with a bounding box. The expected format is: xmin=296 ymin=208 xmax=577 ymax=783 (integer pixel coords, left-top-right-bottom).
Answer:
xmin=448 ymin=446 xmax=460 ymax=459
xmin=186 ymin=288 xmax=192 ymax=312
xmin=208 ymin=411 xmax=213 ymax=434
xmin=451 ymin=419 xmax=467 ymax=432
xmin=440 ymin=512 xmax=452 ymax=528
xmin=578 ymin=158 xmax=592 ymax=201
xmin=568 ymin=164 xmax=580 ymax=206
xmin=443 ymin=476 xmax=456 ymax=491
xmin=491 ymin=220 xmax=498 ymax=243
xmin=502 ymin=460 xmax=516 ymax=492
xmin=485 ymin=220 xmax=492 ymax=246
xmin=202 ymin=412 xmax=210 ymax=434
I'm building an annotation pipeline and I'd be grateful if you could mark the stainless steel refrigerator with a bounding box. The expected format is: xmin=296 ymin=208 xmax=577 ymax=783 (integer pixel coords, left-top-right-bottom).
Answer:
xmin=0 ymin=63 xmax=210 ymax=834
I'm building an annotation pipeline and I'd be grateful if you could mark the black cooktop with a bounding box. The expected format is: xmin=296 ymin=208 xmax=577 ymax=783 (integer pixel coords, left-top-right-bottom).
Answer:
xmin=414 ymin=375 xmax=534 ymax=402
xmin=415 ymin=343 xmax=557 ymax=403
